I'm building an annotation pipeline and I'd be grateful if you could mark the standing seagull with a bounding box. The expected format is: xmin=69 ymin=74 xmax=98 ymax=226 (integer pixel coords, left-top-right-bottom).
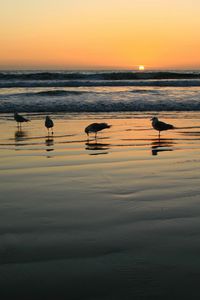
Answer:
xmin=45 ymin=116 xmax=54 ymax=134
xmin=151 ymin=117 xmax=174 ymax=138
xmin=85 ymin=122 xmax=111 ymax=139
xmin=14 ymin=112 xmax=30 ymax=128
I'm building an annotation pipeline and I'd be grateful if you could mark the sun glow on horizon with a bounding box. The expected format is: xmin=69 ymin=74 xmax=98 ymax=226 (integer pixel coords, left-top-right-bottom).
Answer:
xmin=138 ymin=65 xmax=145 ymax=71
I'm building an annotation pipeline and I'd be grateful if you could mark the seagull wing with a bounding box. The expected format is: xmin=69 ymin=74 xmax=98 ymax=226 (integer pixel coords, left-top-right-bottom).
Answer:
xmin=158 ymin=120 xmax=174 ymax=130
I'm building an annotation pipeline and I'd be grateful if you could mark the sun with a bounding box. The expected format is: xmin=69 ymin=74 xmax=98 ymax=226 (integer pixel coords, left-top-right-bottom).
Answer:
xmin=138 ymin=65 xmax=145 ymax=71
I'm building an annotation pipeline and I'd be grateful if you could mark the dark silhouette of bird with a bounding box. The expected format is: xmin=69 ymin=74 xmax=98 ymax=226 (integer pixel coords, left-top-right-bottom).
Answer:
xmin=85 ymin=122 xmax=111 ymax=138
xmin=45 ymin=116 xmax=54 ymax=134
xmin=14 ymin=112 xmax=30 ymax=128
xmin=151 ymin=117 xmax=174 ymax=138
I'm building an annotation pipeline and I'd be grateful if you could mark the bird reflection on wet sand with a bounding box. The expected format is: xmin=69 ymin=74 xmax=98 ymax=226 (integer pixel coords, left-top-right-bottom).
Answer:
xmin=85 ymin=141 xmax=110 ymax=155
xmin=45 ymin=136 xmax=54 ymax=155
xmin=151 ymin=138 xmax=174 ymax=156
xmin=14 ymin=130 xmax=28 ymax=147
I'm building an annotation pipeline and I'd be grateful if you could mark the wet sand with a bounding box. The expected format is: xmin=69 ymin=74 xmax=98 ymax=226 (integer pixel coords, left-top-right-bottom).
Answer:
xmin=1 ymin=112 xmax=200 ymax=299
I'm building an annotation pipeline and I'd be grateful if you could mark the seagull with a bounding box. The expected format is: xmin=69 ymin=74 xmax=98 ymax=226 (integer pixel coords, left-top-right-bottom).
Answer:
xmin=85 ymin=122 xmax=111 ymax=138
xmin=14 ymin=112 xmax=30 ymax=128
xmin=45 ymin=116 xmax=54 ymax=134
xmin=151 ymin=117 xmax=174 ymax=138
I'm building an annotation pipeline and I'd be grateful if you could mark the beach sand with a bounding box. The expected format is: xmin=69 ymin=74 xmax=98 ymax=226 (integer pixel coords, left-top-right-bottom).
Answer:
xmin=1 ymin=112 xmax=200 ymax=299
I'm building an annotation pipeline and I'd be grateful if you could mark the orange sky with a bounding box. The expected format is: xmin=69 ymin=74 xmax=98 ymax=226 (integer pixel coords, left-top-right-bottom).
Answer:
xmin=1 ymin=0 xmax=200 ymax=70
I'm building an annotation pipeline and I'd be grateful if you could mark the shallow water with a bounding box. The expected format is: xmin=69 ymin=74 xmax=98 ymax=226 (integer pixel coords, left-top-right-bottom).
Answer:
xmin=1 ymin=112 xmax=200 ymax=299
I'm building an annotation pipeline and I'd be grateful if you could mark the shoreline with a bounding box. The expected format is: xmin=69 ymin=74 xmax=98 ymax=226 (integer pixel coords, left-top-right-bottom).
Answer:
xmin=1 ymin=112 xmax=200 ymax=299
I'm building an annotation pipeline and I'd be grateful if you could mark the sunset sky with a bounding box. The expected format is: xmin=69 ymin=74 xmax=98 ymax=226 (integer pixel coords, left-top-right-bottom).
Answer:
xmin=1 ymin=0 xmax=200 ymax=70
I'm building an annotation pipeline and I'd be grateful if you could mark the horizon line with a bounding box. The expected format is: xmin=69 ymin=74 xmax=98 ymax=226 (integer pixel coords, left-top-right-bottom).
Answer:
xmin=0 ymin=67 xmax=200 ymax=72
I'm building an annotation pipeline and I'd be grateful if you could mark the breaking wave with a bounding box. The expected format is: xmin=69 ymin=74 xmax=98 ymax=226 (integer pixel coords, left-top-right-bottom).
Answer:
xmin=0 ymin=71 xmax=200 ymax=81
xmin=1 ymin=98 xmax=200 ymax=113
xmin=1 ymin=79 xmax=200 ymax=88
xmin=1 ymin=71 xmax=200 ymax=88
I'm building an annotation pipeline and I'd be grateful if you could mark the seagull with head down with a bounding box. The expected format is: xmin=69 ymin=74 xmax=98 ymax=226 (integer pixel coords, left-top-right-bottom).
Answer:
xmin=14 ymin=112 xmax=30 ymax=128
xmin=85 ymin=122 xmax=111 ymax=139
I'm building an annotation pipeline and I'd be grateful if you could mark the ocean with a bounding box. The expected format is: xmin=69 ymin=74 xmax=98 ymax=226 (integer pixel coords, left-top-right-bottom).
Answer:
xmin=1 ymin=70 xmax=200 ymax=113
